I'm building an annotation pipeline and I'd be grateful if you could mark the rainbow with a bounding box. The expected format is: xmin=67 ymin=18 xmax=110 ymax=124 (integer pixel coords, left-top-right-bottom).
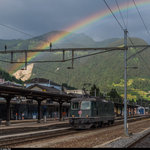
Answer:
xmin=9 ymin=0 xmax=150 ymax=74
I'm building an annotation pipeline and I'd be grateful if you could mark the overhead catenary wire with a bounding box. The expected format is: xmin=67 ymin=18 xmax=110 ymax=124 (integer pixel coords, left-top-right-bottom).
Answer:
xmin=127 ymin=39 xmax=150 ymax=81
xmin=126 ymin=27 xmax=150 ymax=78
xmin=7 ymin=49 xmax=118 ymax=63
xmin=103 ymin=0 xmax=150 ymax=100
xmin=0 ymin=24 xmax=33 ymax=38
xmin=103 ymin=0 xmax=150 ymax=71
xmin=132 ymin=0 xmax=150 ymax=40
xmin=127 ymin=46 xmax=149 ymax=61
xmin=115 ymin=0 xmax=135 ymax=47
xmin=0 ymin=23 xmax=61 ymax=49
xmin=126 ymin=0 xmax=129 ymax=29
xmin=137 ymin=54 xmax=150 ymax=77
xmin=103 ymin=0 xmax=134 ymax=47
xmin=103 ymin=0 xmax=124 ymax=31
xmin=0 ymin=0 xmax=130 ymax=67
xmin=0 ymin=0 xmax=150 ymax=77
xmin=115 ymin=0 xmax=126 ymax=29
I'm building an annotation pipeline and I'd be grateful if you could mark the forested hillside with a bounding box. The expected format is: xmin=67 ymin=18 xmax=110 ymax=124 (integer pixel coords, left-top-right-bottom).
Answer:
xmin=0 ymin=68 xmax=23 ymax=84
xmin=0 ymin=31 xmax=150 ymax=100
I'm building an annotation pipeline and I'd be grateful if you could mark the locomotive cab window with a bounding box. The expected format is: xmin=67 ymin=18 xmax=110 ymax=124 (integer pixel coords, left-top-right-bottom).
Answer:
xmin=81 ymin=101 xmax=91 ymax=110
xmin=71 ymin=102 xmax=79 ymax=110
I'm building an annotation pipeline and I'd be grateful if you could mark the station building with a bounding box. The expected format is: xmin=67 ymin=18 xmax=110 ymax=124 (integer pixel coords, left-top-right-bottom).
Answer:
xmin=0 ymin=78 xmax=71 ymax=120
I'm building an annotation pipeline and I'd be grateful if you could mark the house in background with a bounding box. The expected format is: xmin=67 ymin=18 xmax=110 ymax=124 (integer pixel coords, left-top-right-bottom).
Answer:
xmin=0 ymin=81 xmax=22 ymax=87
xmin=24 ymin=78 xmax=62 ymax=90
xmin=0 ymin=77 xmax=70 ymax=120
xmin=27 ymin=83 xmax=63 ymax=94
xmin=24 ymin=78 xmax=70 ymax=119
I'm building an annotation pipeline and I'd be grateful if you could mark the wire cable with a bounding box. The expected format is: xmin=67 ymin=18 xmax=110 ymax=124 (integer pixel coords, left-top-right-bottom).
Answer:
xmin=0 ymin=24 xmax=33 ymax=38
xmin=138 ymin=54 xmax=150 ymax=76
xmin=126 ymin=0 xmax=129 ymax=28
xmin=103 ymin=0 xmax=134 ymax=49
xmin=103 ymin=0 xmax=124 ymax=31
xmin=115 ymin=0 xmax=126 ymax=29
xmin=127 ymin=31 xmax=150 ymax=78
xmin=0 ymin=23 xmax=61 ymax=49
xmin=139 ymin=55 xmax=150 ymax=71
xmin=127 ymin=46 xmax=149 ymax=61
xmin=8 ymin=49 xmax=120 ymax=63
xmin=132 ymin=0 xmax=150 ymax=39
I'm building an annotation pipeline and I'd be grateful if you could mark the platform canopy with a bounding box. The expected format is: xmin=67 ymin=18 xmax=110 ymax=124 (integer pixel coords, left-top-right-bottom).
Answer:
xmin=0 ymin=85 xmax=75 ymax=103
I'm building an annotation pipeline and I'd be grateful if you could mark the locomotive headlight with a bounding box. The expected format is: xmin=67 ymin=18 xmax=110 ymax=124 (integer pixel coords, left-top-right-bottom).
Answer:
xmin=72 ymin=115 xmax=75 ymax=118
xmin=86 ymin=115 xmax=88 ymax=118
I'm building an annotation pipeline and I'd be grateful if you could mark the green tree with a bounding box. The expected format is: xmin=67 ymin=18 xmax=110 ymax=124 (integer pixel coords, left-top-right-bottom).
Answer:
xmin=90 ymin=84 xmax=104 ymax=97
xmin=107 ymin=88 xmax=122 ymax=103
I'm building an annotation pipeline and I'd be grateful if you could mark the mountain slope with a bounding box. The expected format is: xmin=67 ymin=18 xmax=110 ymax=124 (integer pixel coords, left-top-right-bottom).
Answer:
xmin=30 ymin=37 xmax=150 ymax=100
xmin=0 ymin=31 xmax=150 ymax=100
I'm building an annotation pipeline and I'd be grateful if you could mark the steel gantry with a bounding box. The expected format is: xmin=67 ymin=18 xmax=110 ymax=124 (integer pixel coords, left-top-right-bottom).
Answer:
xmin=0 ymin=44 xmax=150 ymax=132
xmin=0 ymin=45 xmax=149 ymax=68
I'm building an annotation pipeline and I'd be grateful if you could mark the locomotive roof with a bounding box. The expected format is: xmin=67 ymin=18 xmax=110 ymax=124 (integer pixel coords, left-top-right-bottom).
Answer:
xmin=71 ymin=97 xmax=96 ymax=101
xmin=71 ymin=97 xmax=113 ymax=103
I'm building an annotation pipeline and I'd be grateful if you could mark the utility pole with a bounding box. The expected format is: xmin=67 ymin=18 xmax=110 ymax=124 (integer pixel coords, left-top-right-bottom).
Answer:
xmin=124 ymin=29 xmax=129 ymax=136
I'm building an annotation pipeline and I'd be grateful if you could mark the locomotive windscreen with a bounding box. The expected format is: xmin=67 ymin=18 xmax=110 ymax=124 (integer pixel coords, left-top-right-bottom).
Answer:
xmin=81 ymin=101 xmax=91 ymax=110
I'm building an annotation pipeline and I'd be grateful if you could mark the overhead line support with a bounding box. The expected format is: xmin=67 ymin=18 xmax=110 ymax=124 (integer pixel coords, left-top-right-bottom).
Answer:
xmin=10 ymin=52 xmax=13 ymax=63
xmin=0 ymin=47 xmax=125 ymax=54
xmin=124 ymin=29 xmax=129 ymax=137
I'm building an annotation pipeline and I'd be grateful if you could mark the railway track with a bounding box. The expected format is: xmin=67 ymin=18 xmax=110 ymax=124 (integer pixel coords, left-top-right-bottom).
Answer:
xmin=0 ymin=122 xmax=69 ymax=136
xmin=127 ymin=132 xmax=150 ymax=148
xmin=0 ymin=127 xmax=79 ymax=148
xmin=0 ymin=115 xmax=149 ymax=148
xmin=114 ymin=114 xmax=150 ymax=125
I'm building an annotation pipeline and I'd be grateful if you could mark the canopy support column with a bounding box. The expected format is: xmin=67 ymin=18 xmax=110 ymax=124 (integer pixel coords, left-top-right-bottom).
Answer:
xmin=6 ymin=97 xmax=11 ymax=126
xmin=59 ymin=101 xmax=63 ymax=121
xmin=37 ymin=100 xmax=41 ymax=123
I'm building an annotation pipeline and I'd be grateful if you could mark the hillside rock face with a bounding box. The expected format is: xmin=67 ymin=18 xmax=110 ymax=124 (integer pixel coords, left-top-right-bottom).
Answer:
xmin=13 ymin=63 xmax=34 ymax=81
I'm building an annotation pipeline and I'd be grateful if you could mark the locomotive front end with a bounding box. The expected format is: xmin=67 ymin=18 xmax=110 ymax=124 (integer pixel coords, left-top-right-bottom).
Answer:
xmin=69 ymin=98 xmax=94 ymax=129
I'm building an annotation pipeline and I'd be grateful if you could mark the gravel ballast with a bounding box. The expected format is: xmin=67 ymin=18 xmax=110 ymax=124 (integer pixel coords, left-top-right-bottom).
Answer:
xmin=15 ymin=118 xmax=150 ymax=148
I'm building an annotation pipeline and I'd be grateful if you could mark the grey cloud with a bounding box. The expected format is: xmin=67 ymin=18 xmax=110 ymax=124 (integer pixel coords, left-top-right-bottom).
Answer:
xmin=0 ymin=0 xmax=150 ymax=43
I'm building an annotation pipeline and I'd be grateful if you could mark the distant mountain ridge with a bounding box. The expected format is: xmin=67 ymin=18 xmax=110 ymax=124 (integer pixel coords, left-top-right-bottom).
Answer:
xmin=0 ymin=31 xmax=120 ymax=50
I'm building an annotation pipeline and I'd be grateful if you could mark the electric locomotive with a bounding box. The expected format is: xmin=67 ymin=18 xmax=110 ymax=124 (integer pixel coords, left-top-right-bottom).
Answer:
xmin=69 ymin=97 xmax=115 ymax=129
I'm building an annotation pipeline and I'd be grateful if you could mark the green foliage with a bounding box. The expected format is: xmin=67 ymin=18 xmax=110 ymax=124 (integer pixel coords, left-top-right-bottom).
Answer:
xmin=0 ymin=31 xmax=150 ymax=102
xmin=136 ymin=98 xmax=150 ymax=107
xmin=0 ymin=68 xmax=23 ymax=84
xmin=90 ymin=84 xmax=104 ymax=97
xmin=107 ymin=88 xmax=122 ymax=103
xmin=62 ymin=83 xmax=77 ymax=90
xmin=131 ymin=78 xmax=150 ymax=91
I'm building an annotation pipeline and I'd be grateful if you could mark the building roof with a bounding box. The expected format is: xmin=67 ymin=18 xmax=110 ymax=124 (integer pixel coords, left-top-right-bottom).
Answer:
xmin=0 ymin=84 xmax=75 ymax=103
xmin=0 ymin=81 xmax=22 ymax=87
xmin=27 ymin=84 xmax=66 ymax=94
xmin=25 ymin=78 xmax=60 ymax=86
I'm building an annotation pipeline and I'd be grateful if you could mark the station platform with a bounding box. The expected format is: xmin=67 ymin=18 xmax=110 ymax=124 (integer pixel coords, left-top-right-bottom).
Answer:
xmin=0 ymin=118 xmax=69 ymax=135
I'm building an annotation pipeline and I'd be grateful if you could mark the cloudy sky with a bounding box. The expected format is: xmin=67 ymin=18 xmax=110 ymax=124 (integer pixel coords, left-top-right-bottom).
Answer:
xmin=0 ymin=0 xmax=150 ymax=43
